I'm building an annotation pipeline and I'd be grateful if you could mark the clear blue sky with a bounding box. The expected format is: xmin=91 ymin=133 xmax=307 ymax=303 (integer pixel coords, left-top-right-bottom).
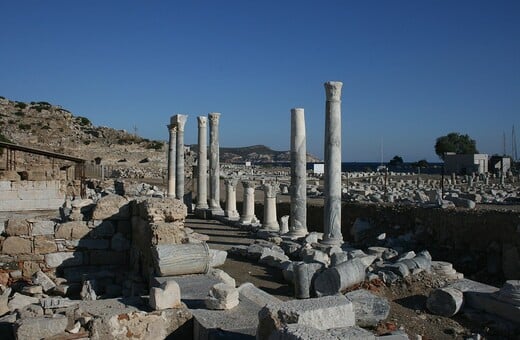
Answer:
xmin=1 ymin=1 xmax=518 ymax=162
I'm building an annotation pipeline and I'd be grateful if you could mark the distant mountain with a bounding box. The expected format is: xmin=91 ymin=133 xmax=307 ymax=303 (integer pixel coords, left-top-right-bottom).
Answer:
xmin=191 ymin=144 xmax=321 ymax=163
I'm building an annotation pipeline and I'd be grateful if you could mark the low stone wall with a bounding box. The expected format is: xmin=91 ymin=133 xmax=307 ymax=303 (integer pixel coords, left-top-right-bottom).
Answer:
xmin=266 ymin=201 xmax=520 ymax=280
xmin=0 ymin=180 xmax=65 ymax=211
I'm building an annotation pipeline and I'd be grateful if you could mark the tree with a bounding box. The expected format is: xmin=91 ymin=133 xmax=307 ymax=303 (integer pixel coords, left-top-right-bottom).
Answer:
xmin=412 ymin=159 xmax=429 ymax=168
xmin=435 ymin=132 xmax=478 ymax=160
xmin=388 ymin=155 xmax=404 ymax=166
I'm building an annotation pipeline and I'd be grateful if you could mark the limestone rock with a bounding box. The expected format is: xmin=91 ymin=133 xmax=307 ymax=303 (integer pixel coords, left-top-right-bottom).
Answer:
xmin=14 ymin=315 xmax=68 ymax=339
xmin=2 ymin=236 xmax=32 ymax=255
xmin=209 ymin=249 xmax=227 ymax=268
xmin=45 ymin=252 xmax=83 ymax=268
xmin=205 ymin=283 xmax=239 ymax=310
xmin=314 ymin=258 xmax=366 ymax=297
xmin=31 ymin=220 xmax=56 ymax=236
xmin=426 ymin=287 xmax=464 ymax=317
xmin=91 ymin=194 xmax=130 ymax=220
xmin=5 ymin=219 xmax=30 ymax=236
xmin=8 ymin=292 xmax=39 ymax=311
xmin=345 ymin=289 xmax=390 ymax=327
xmin=149 ymin=280 xmax=181 ymax=310
xmin=0 ymin=287 xmax=11 ymax=316
xmin=140 ymin=197 xmax=187 ymax=222
xmin=257 ymin=295 xmax=355 ymax=340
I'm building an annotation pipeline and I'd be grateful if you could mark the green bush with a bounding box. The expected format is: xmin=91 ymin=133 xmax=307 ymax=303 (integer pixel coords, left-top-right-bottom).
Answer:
xmin=15 ymin=102 xmax=27 ymax=109
xmin=77 ymin=116 xmax=91 ymax=126
xmin=18 ymin=123 xmax=31 ymax=130
xmin=13 ymin=110 xmax=25 ymax=117
xmin=41 ymin=125 xmax=50 ymax=130
xmin=146 ymin=141 xmax=164 ymax=150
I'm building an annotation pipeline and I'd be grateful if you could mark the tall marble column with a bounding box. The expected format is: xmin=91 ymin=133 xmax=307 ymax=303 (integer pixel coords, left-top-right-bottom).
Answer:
xmin=208 ymin=113 xmax=224 ymax=215
xmin=167 ymin=120 xmax=177 ymax=198
xmin=262 ymin=182 xmax=279 ymax=231
xmin=321 ymin=81 xmax=344 ymax=246
xmin=239 ymin=180 xmax=257 ymax=224
xmin=196 ymin=116 xmax=209 ymax=210
xmin=224 ymin=177 xmax=239 ymax=219
xmin=288 ymin=108 xmax=308 ymax=237
xmin=174 ymin=114 xmax=188 ymax=201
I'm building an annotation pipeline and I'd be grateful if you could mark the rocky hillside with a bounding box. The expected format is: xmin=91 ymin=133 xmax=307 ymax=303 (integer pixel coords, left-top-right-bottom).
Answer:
xmin=0 ymin=96 xmax=320 ymax=172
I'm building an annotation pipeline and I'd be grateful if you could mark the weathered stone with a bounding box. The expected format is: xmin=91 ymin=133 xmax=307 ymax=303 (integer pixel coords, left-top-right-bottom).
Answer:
xmin=8 ymin=292 xmax=39 ymax=311
xmin=0 ymin=272 xmax=9 ymax=286
xmin=81 ymin=280 xmax=98 ymax=301
xmin=149 ymin=280 xmax=182 ymax=310
xmin=345 ymin=289 xmax=390 ymax=327
xmin=0 ymin=287 xmax=11 ymax=316
xmin=257 ymin=295 xmax=355 ymax=340
xmin=40 ymin=297 xmax=78 ymax=309
xmin=150 ymin=222 xmax=188 ymax=245
xmin=14 ymin=315 xmax=68 ymax=339
xmin=91 ymin=194 xmax=130 ymax=220
xmin=89 ymin=220 xmax=116 ymax=238
xmin=33 ymin=235 xmax=57 ymax=254
xmin=17 ymin=304 xmax=44 ymax=319
xmin=238 ymin=282 xmax=282 ymax=307
xmin=45 ymin=252 xmax=83 ymax=268
xmin=22 ymin=261 xmax=41 ymax=278
xmin=259 ymin=248 xmax=290 ymax=268
xmin=153 ymin=243 xmax=210 ymax=276
xmin=21 ymin=285 xmax=43 ymax=295
xmin=55 ymin=221 xmax=89 ymax=240
xmin=32 ymin=270 xmax=56 ymax=292
xmin=293 ymin=262 xmax=323 ymax=299
xmin=270 ymin=323 xmax=338 ymax=340
xmin=31 ymin=220 xmax=56 ymax=236
xmin=314 ymin=258 xmax=366 ymax=297
xmin=140 ymin=197 xmax=187 ymax=222
xmin=205 ymin=283 xmax=239 ymax=310
xmin=426 ymin=287 xmax=464 ymax=317
xmin=209 ymin=249 xmax=227 ymax=268
xmin=2 ymin=236 xmax=32 ymax=254
xmin=328 ymin=325 xmax=377 ymax=339
xmin=5 ymin=219 xmax=30 ymax=236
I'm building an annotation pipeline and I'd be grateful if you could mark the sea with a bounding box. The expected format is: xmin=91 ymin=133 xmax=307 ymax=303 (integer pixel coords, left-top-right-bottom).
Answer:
xmin=264 ymin=162 xmax=444 ymax=175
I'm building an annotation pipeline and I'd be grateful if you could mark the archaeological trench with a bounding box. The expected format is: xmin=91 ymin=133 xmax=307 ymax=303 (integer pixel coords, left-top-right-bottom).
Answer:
xmin=0 ymin=82 xmax=519 ymax=339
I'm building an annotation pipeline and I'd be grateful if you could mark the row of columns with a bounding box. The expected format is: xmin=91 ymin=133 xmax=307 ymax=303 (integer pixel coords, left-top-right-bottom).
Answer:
xmin=167 ymin=81 xmax=344 ymax=246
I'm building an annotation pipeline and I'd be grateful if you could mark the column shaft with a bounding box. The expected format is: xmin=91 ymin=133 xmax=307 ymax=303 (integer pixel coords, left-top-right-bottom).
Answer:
xmin=321 ymin=81 xmax=344 ymax=246
xmin=208 ymin=113 xmax=224 ymax=215
xmin=167 ymin=122 xmax=177 ymax=198
xmin=224 ymin=178 xmax=239 ymax=219
xmin=289 ymin=108 xmax=308 ymax=236
xmin=263 ymin=182 xmax=279 ymax=231
xmin=196 ymin=116 xmax=209 ymax=209
xmin=239 ymin=180 xmax=257 ymax=224
xmin=174 ymin=114 xmax=188 ymax=201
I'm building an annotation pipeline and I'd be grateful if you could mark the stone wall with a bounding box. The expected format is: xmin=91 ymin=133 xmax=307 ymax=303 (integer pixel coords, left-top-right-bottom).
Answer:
xmin=272 ymin=201 xmax=520 ymax=281
xmin=0 ymin=180 xmax=65 ymax=211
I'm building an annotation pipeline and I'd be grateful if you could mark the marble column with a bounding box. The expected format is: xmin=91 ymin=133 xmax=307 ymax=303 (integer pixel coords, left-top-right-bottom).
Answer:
xmin=167 ymin=120 xmax=177 ymax=198
xmin=196 ymin=116 xmax=209 ymax=210
xmin=239 ymin=180 xmax=257 ymax=224
xmin=224 ymin=177 xmax=239 ymax=219
xmin=321 ymin=81 xmax=344 ymax=246
xmin=288 ymin=108 xmax=308 ymax=237
xmin=208 ymin=113 xmax=224 ymax=215
xmin=262 ymin=182 xmax=279 ymax=231
xmin=174 ymin=114 xmax=188 ymax=201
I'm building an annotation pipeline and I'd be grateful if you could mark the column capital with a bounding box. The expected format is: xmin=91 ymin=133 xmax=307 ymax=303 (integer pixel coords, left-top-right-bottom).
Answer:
xmin=291 ymin=107 xmax=304 ymax=114
xmin=208 ymin=112 xmax=221 ymax=125
xmin=172 ymin=114 xmax=188 ymax=131
xmin=224 ymin=177 xmax=238 ymax=187
xmin=197 ymin=116 xmax=207 ymax=127
xmin=324 ymin=81 xmax=343 ymax=102
xmin=263 ymin=182 xmax=278 ymax=198
xmin=167 ymin=123 xmax=178 ymax=132
xmin=242 ymin=180 xmax=255 ymax=189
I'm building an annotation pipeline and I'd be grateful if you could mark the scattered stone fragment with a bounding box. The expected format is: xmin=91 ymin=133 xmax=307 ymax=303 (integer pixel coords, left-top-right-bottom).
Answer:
xmin=8 ymin=292 xmax=39 ymax=312
xmin=209 ymin=249 xmax=228 ymax=268
xmin=293 ymin=262 xmax=323 ymax=299
xmin=427 ymin=287 xmax=464 ymax=317
xmin=32 ymin=270 xmax=57 ymax=293
xmin=14 ymin=314 xmax=68 ymax=339
xmin=0 ymin=287 xmax=12 ymax=316
xmin=149 ymin=280 xmax=181 ymax=310
xmin=205 ymin=283 xmax=239 ymax=310
xmin=345 ymin=289 xmax=390 ymax=327
xmin=21 ymin=285 xmax=43 ymax=296
xmin=80 ymin=280 xmax=97 ymax=301
xmin=314 ymin=258 xmax=366 ymax=297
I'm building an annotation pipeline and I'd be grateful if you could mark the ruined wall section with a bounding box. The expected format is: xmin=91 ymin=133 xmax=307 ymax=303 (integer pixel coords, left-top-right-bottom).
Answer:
xmin=0 ymin=180 xmax=65 ymax=211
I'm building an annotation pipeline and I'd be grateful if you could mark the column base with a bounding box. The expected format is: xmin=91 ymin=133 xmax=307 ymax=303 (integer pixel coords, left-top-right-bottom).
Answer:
xmin=284 ymin=229 xmax=309 ymax=239
xmin=209 ymin=207 xmax=225 ymax=217
xmin=194 ymin=208 xmax=211 ymax=219
xmin=224 ymin=210 xmax=240 ymax=220
xmin=319 ymin=237 xmax=343 ymax=247
xmin=262 ymin=222 xmax=280 ymax=232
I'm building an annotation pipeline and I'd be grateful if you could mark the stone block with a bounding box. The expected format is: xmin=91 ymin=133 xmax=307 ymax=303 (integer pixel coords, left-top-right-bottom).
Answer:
xmin=40 ymin=297 xmax=79 ymax=309
xmin=207 ymin=268 xmax=236 ymax=287
xmin=345 ymin=289 xmax=390 ymax=327
xmin=91 ymin=194 xmax=130 ymax=220
xmin=205 ymin=283 xmax=239 ymax=310
xmin=209 ymin=249 xmax=227 ymax=268
xmin=8 ymin=292 xmax=39 ymax=311
xmin=32 ymin=270 xmax=56 ymax=292
xmin=139 ymin=197 xmax=187 ymax=222
xmin=293 ymin=262 xmax=324 ymax=299
xmin=150 ymin=221 xmax=188 ymax=245
xmin=75 ymin=239 xmax=110 ymax=249
xmin=153 ymin=243 xmax=210 ymax=276
xmin=0 ymin=287 xmax=11 ymax=317
xmin=328 ymin=325 xmax=377 ymax=339
xmin=270 ymin=324 xmax=338 ymax=340
xmin=89 ymin=220 xmax=116 ymax=238
xmin=148 ymin=280 xmax=182 ymax=311
xmin=5 ymin=219 xmax=30 ymax=236
xmin=33 ymin=235 xmax=57 ymax=254
xmin=14 ymin=315 xmax=68 ymax=339
xmin=22 ymin=261 xmax=41 ymax=278
xmin=314 ymin=258 xmax=366 ymax=297
xmin=2 ymin=236 xmax=32 ymax=255
xmin=257 ymin=295 xmax=355 ymax=340
xmin=54 ymin=221 xmax=87 ymax=239
xmin=45 ymin=252 xmax=83 ymax=268
xmin=31 ymin=220 xmax=55 ymax=236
